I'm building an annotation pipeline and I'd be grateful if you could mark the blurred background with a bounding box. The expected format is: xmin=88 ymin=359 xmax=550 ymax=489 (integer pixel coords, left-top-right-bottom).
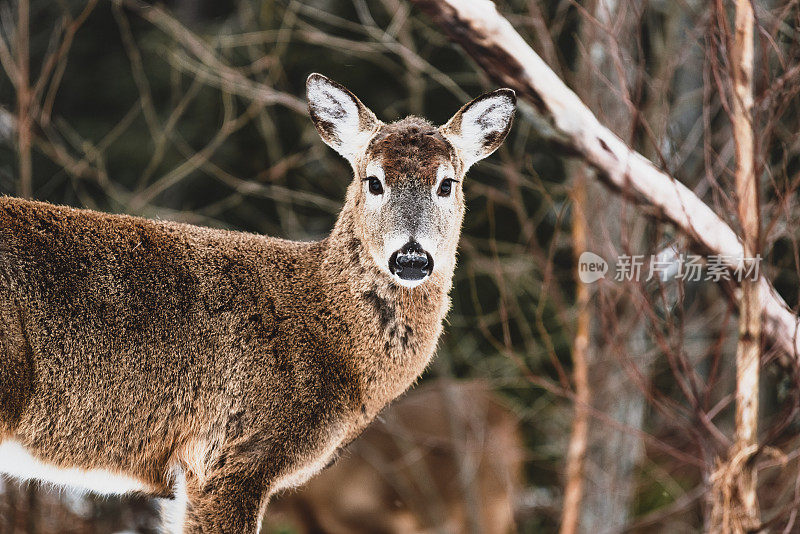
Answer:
xmin=0 ymin=0 xmax=799 ymax=532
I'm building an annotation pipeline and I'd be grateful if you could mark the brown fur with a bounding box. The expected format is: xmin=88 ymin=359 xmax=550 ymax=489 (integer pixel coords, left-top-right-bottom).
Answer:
xmin=0 ymin=75 xmax=514 ymax=533
xmin=367 ymin=117 xmax=458 ymax=186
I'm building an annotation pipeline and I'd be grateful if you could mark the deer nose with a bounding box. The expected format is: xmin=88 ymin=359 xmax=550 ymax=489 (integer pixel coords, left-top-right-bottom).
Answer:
xmin=389 ymin=241 xmax=434 ymax=281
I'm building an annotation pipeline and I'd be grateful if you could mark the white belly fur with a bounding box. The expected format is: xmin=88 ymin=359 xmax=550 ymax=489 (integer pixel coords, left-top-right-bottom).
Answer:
xmin=273 ymin=427 xmax=345 ymax=492
xmin=0 ymin=439 xmax=150 ymax=496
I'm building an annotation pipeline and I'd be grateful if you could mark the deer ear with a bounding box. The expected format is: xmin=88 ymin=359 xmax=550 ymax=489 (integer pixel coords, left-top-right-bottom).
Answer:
xmin=307 ymin=73 xmax=380 ymax=163
xmin=441 ymin=89 xmax=516 ymax=170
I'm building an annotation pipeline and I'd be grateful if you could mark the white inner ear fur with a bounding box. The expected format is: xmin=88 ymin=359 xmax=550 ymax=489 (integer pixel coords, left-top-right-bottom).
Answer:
xmin=307 ymin=78 xmax=376 ymax=163
xmin=448 ymin=95 xmax=514 ymax=170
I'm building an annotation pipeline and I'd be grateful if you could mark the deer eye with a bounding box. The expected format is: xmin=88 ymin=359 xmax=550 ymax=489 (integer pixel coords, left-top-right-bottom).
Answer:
xmin=365 ymin=176 xmax=383 ymax=195
xmin=438 ymin=178 xmax=454 ymax=197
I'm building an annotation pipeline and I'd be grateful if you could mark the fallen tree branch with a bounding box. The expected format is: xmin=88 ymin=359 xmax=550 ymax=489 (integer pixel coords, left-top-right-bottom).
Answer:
xmin=410 ymin=0 xmax=800 ymax=366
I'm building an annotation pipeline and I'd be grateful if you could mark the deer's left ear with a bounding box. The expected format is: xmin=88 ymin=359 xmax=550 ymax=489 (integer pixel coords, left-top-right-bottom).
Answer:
xmin=441 ymin=89 xmax=516 ymax=170
xmin=307 ymin=73 xmax=380 ymax=164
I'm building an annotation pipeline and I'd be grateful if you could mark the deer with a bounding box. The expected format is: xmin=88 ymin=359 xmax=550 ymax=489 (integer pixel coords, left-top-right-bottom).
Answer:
xmin=0 ymin=73 xmax=515 ymax=533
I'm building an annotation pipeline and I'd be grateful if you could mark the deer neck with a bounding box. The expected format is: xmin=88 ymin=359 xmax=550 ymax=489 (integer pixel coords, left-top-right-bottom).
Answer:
xmin=319 ymin=202 xmax=454 ymax=411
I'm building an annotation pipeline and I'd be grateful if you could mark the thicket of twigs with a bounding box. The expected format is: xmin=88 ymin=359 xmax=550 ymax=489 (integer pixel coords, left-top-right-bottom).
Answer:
xmin=1 ymin=0 xmax=800 ymax=532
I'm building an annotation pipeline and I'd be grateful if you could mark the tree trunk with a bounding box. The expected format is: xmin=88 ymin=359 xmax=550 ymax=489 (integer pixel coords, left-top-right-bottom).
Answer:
xmin=710 ymin=0 xmax=761 ymax=531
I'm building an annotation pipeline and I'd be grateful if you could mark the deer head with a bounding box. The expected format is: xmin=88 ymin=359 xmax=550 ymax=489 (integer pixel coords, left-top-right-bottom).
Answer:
xmin=307 ymin=73 xmax=516 ymax=288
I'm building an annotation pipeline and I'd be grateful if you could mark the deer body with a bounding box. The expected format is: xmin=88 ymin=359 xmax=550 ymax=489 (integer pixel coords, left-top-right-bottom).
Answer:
xmin=0 ymin=75 xmax=514 ymax=533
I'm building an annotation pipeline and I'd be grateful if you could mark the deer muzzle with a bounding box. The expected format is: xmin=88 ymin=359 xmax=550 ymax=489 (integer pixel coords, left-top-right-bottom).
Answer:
xmin=389 ymin=241 xmax=434 ymax=282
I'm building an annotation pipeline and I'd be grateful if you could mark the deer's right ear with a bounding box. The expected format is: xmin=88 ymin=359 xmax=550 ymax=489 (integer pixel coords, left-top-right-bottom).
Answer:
xmin=307 ymin=73 xmax=380 ymax=163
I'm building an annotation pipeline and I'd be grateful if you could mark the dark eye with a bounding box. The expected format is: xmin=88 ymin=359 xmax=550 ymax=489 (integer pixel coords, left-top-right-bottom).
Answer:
xmin=366 ymin=176 xmax=383 ymax=195
xmin=438 ymin=178 xmax=454 ymax=197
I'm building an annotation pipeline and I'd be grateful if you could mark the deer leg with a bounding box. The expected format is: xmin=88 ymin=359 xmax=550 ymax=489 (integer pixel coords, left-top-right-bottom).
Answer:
xmin=181 ymin=462 xmax=270 ymax=534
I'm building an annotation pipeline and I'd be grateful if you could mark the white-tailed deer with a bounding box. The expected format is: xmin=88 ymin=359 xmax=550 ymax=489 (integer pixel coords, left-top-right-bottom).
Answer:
xmin=0 ymin=74 xmax=515 ymax=533
xmin=265 ymin=380 xmax=523 ymax=534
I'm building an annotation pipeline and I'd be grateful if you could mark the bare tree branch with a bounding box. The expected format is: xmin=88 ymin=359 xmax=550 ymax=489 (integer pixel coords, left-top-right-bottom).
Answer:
xmin=731 ymin=0 xmax=760 ymax=517
xmin=15 ymin=0 xmax=31 ymax=198
xmin=560 ymin=167 xmax=591 ymax=534
xmin=711 ymin=0 xmax=762 ymax=530
xmin=122 ymin=0 xmax=306 ymax=114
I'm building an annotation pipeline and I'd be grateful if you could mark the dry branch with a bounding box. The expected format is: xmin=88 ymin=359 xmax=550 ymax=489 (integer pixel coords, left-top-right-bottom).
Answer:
xmin=15 ymin=0 xmax=32 ymax=198
xmin=410 ymin=0 xmax=800 ymax=366
xmin=731 ymin=0 xmax=760 ymax=499
xmin=560 ymin=170 xmax=591 ymax=534
xmin=711 ymin=0 xmax=762 ymax=530
xmin=122 ymin=1 xmax=306 ymax=114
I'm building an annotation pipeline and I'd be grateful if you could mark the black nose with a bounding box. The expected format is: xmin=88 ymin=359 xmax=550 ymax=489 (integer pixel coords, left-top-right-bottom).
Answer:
xmin=389 ymin=241 xmax=434 ymax=281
